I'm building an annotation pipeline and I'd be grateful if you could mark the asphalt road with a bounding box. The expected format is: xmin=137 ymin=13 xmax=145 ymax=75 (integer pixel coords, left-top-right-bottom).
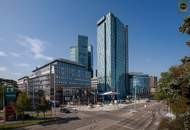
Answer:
xmin=18 ymin=101 xmax=164 ymax=130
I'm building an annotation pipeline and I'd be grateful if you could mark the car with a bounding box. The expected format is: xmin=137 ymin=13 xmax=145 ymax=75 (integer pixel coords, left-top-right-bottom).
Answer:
xmin=145 ymin=98 xmax=150 ymax=102
xmin=60 ymin=108 xmax=71 ymax=113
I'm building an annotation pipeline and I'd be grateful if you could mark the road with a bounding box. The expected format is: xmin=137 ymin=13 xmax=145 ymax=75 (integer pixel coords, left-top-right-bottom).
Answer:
xmin=18 ymin=101 xmax=164 ymax=130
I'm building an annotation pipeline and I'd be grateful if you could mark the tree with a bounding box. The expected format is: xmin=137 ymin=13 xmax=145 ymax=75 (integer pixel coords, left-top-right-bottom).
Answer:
xmin=37 ymin=96 xmax=48 ymax=118
xmin=179 ymin=16 xmax=190 ymax=35
xmin=0 ymin=87 xmax=3 ymax=109
xmin=155 ymin=59 xmax=190 ymax=129
xmin=15 ymin=92 xmax=30 ymax=123
xmin=36 ymin=90 xmax=49 ymax=118
xmin=156 ymin=14 xmax=190 ymax=129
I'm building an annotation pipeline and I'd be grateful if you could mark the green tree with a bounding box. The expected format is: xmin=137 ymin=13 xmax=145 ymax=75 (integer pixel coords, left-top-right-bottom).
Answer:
xmin=155 ymin=59 xmax=190 ymax=129
xmin=156 ymin=15 xmax=190 ymax=129
xmin=15 ymin=92 xmax=30 ymax=123
xmin=179 ymin=16 xmax=190 ymax=35
xmin=36 ymin=90 xmax=48 ymax=118
xmin=0 ymin=83 xmax=5 ymax=110
xmin=0 ymin=87 xmax=3 ymax=109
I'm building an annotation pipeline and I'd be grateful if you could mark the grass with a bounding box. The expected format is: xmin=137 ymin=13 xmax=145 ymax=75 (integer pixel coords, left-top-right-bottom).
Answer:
xmin=0 ymin=111 xmax=4 ymax=119
xmin=0 ymin=119 xmax=50 ymax=130
xmin=31 ymin=111 xmax=53 ymax=118
xmin=0 ymin=112 xmax=3 ymax=116
xmin=0 ymin=111 xmax=55 ymax=130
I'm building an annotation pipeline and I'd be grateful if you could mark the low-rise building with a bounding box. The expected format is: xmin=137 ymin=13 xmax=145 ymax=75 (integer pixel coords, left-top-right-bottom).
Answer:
xmin=129 ymin=72 xmax=150 ymax=98
xmin=149 ymin=76 xmax=157 ymax=93
xmin=91 ymin=76 xmax=98 ymax=90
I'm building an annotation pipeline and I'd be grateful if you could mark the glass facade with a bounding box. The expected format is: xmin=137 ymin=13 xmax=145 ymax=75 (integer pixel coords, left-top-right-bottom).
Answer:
xmin=129 ymin=73 xmax=150 ymax=98
xmin=28 ymin=58 xmax=91 ymax=104
xmin=97 ymin=12 xmax=129 ymax=99
xmin=69 ymin=46 xmax=77 ymax=62
xmin=69 ymin=35 xmax=93 ymax=77
xmin=54 ymin=60 xmax=91 ymax=87
xmin=77 ymin=35 xmax=88 ymax=66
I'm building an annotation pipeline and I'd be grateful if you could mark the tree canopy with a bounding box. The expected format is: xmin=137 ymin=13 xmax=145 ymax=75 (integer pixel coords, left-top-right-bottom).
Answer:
xmin=0 ymin=86 xmax=3 ymax=109
xmin=36 ymin=90 xmax=49 ymax=118
xmin=156 ymin=58 xmax=190 ymax=114
xmin=15 ymin=92 xmax=31 ymax=114
xmin=179 ymin=16 xmax=190 ymax=35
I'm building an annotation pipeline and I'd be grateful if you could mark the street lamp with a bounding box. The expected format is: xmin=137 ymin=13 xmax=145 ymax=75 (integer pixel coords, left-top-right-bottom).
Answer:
xmin=51 ymin=62 xmax=57 ymax=117
xmin=133 ymin=80 xmax=137 ymax=111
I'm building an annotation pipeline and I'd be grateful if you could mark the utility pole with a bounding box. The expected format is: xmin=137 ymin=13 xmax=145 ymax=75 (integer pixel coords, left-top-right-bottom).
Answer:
xmin=32 ymin=85 xmax=35 ymax=113
xmin=134 ymin=85 xmax=137 ymax=110
xmin=52 ymin=63 xmax=57 ymax=118
xmin=2 ymin=82 xmax=6 ymax=126
xmin=54 ymin=72 xmax=56 ymax=116
xmin=133 ymin=79 xmax=137 ymax=111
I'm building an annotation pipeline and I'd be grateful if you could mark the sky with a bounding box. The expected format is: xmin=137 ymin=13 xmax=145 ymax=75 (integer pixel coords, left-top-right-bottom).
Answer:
xmin=0 ymin=0 xmax=189 ymax=80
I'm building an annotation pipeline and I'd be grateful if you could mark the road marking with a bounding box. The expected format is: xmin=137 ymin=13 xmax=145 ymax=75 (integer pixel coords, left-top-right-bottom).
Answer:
xmin=75 ymin=119 xmax=118 ymax=130
xmin=115 ymin=123 xmax=138 ymax=130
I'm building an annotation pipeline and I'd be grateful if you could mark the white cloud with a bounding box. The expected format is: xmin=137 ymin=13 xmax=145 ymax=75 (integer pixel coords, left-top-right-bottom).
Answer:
xmin=0 ymin=66 xmax=7 ymax=71
xmin=10 ymin=52 xmax=21 ymax=57
xmin=17 ymin=35 xmax=53 ymax=61
xmin=0 ymin=51 xmax=7 ymax=56
xmin=15 ymin=63 xmax=30 ymax=68
xmin=12 ymin=72 xmax=22 ymax=76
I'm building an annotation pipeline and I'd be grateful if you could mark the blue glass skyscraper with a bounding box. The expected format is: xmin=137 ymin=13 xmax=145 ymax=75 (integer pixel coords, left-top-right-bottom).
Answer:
xmin=77 ymin=35 xmax=88 ymax=66
xmin=69 ymin=35 xmax=93 ymax=77
xmin=97 ymin=12 xmax=129 ymax=99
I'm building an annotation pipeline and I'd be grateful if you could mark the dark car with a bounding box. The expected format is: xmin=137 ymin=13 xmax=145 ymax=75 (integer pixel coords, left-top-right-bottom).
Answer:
xmin=60 ymin=108 xmax=71 ymax=113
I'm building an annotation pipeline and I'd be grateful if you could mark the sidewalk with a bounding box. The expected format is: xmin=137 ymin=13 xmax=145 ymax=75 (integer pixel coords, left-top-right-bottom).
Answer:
xmin=66 ymin=100 xmax=146 ymax=112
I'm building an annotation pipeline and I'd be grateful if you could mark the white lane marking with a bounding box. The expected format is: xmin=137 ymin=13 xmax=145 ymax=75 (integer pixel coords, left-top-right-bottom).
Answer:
xmin=75 ymin=119 xmax=119 ymax=130
xmin=115 ymin=123 xmax=138 ymax=130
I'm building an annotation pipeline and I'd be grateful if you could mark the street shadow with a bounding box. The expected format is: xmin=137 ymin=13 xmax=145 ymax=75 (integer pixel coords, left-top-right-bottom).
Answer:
xmin=12 ymin=116 xmax=81 ymax=130
xmin=40 ymin=116 xmax=81 ymax=126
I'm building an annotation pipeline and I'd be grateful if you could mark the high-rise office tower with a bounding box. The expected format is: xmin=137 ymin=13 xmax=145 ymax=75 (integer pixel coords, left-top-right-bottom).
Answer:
xmin=77 ymin=35 xmax=88 ymax=66
xmin=69 ymin=35 xmax=93 ymax=77
xmin=97 ymin=12 xmax=129 ymax=99
xmin=69 ymin=46 xmax=77 ymax=62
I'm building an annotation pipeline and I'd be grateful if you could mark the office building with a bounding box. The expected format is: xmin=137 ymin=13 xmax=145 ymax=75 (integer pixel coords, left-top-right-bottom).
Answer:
xmin=20 ymin=58 xmax=91 ymax=105
xmin=0 ymin=78 xmax=17 ymax=110
xmin=149 ymin=76 xmax=157 ymax=93
xmin=91 ymin=76 xmax=98 ymax=90
xmin=17 ymin=76 xmax=29 ymax=93
xmin=97 ymin=12 xmax=129 ymax=99
xmin=129 ymin=72 xmax=150 ymax=98
xmin=69 ymin=35 xmax=93 ymax=77
xmin=77 ymin=35 xmax=88 ymax=66
xmin=69 ymin=46 xmax=77 ymax=62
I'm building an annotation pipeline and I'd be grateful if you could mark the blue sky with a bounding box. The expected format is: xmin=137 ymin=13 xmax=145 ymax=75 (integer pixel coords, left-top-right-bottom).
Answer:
xmin=0 ymin=0 xmax=189 ymax=80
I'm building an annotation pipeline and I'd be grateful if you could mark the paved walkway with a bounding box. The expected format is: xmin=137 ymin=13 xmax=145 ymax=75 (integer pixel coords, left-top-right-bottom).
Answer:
xmin=66 ymin=100 xmax=146 ymax=112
